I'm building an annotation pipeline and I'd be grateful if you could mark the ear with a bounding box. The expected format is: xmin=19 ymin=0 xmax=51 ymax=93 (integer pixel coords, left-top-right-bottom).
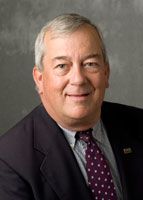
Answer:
xmin=32 ymin=66 xmax=43 ymax=94
xmin=105 ymin=63 xmax=110 ymax=88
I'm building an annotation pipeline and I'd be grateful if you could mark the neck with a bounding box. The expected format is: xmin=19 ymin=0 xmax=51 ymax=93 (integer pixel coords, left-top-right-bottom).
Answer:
xmin=56 ymin=114 xmax=101 ymax=132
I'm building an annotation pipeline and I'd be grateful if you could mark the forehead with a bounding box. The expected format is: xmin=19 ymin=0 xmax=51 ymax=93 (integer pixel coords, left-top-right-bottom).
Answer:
xmin=43 ymin=24 xmax=103 ymax=56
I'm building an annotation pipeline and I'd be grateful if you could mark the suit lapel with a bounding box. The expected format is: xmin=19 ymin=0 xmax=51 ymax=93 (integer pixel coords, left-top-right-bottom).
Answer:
xmin=109 ymin=131 xmax=143 ymax=200
xmin=33 ymin=105 xmax=92 ymax=200
xmin=108 ymin=136 xmax=129 ymax=200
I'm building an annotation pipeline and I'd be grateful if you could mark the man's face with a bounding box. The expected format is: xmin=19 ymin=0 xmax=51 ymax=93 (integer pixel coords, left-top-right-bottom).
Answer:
xmin=33 ymin=25 xmax=109 ymax=130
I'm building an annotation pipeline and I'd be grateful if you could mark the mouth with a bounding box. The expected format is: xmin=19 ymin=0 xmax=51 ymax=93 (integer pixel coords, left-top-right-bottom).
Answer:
xmin=66 ymin=92 xmax=91 ymax=101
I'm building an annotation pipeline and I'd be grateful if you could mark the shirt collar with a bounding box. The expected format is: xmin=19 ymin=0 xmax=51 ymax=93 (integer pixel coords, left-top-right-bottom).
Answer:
xmin=59 ymin=120 xmax=102 ymax=149
xmin=58 ymin=125 xmax=76 ymax=149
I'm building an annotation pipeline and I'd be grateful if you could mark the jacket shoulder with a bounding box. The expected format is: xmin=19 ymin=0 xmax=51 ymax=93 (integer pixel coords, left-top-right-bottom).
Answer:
xmin=0 ymin=105 xmax=41 ymax=142
xmin=0 ymin=105 xmax=44 ymax=170
xmin=102 ymin=101 xmax=143 ymax=117
xmin=102 ymin=101 xmax=143 ymax=139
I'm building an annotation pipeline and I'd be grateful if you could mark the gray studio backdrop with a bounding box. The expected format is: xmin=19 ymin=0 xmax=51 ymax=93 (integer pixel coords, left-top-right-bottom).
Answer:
xmin=0 ymin=0 xmax=143 ymax=134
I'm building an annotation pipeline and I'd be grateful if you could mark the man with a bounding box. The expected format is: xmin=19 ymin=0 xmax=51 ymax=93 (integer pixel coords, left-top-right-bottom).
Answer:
xmin=0 ymin=13 xmax=143 ymax=200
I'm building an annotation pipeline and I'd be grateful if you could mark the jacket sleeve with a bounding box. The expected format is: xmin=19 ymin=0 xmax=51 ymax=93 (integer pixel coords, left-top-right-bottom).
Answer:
xmin=0 ymin=158 xmax=33 ymax=200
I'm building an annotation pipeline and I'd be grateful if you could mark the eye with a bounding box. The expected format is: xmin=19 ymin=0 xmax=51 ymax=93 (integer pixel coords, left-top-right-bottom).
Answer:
xmin=56 ymin=64 xmax=67 ymax=69
xmin=84 ymin=62 xmax=98 ymax=67
xmin=54 ymin=63 xmax=69 ymax=76
xmin=83 ymin=62 xmax=101 ymax=72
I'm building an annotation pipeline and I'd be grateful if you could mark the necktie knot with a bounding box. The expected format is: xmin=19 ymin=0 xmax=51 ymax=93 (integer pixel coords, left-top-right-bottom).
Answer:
xmin=76 ymin=128 xmax=93 ymax=143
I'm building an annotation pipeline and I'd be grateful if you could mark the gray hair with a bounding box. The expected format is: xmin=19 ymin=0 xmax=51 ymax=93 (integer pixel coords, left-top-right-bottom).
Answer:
xmin=34 ymin=13 xmax=108 ymax=71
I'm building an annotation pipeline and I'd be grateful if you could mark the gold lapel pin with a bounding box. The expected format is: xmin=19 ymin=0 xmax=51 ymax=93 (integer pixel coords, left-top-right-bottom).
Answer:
xmin=123 ymin=147 xmax=132 ymax=154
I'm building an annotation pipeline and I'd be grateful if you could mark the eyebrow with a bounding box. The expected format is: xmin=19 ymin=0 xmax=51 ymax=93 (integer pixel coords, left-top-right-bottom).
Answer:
xmin=83 ymin=53 xmax=102 ymax=60
xmin=52 ymin=53 xmax=102 ymax=62
xmin=52 ymin=56 xmax=70 ymax=61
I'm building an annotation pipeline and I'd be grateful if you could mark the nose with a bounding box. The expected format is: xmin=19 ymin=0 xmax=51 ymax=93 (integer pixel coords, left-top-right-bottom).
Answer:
xmin=70 ymin=64 xmax=86 ymax=85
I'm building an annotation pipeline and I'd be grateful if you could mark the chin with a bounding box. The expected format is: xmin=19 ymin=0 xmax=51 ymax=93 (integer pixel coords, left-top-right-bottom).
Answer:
xmin=66 ymin=108 xmax=92 ymax=120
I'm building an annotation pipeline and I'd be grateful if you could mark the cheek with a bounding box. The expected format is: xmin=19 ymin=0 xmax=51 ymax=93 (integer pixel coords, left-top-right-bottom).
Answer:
xmin=42 ymin=74 xmax=66 ymax=95
xmin=91 ymin=73 xmax=107 ymax=88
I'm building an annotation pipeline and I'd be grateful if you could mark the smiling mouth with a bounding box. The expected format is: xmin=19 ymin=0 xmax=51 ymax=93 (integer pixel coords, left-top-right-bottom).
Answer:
xmin=66 ymin=93 xmax=91 ymax=101
xmin=68 ymin=93 xmax=89 ymax=97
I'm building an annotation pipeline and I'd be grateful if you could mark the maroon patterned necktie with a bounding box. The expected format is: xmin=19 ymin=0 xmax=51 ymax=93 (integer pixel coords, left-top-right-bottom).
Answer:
xmin=76 ymin=129 xmax=118 ymax=200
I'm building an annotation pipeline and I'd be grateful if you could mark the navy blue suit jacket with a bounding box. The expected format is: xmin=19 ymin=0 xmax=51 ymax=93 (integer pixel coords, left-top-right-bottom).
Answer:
xmin=0 ymin=102 xmax=143 ymax=200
